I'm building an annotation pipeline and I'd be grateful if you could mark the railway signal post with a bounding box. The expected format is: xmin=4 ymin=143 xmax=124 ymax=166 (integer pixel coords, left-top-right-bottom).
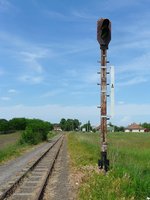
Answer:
xmin=97 ymin=18 xmax=111 ymax=172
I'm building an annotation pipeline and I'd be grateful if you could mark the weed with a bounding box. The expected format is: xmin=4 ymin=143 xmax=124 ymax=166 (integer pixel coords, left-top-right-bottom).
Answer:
xmin=67 ymin=132 xmax=150 ymax=200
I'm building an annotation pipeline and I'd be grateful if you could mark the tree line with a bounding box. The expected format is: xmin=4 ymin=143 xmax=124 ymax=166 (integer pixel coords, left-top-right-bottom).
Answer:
xmin=0 ymin=117 xmax=84 ymax=134
xmin=60 ymin=118 xmax=81 ymax=131
xmin=59 ymin=119 xmax=93 ymax=132
xmin=0 ymin=118 xmax=53 ymax=134
xmin=140 ymin=122 xmax=150 ymax=131
xmin=0 ymin=118 xmax=53 ymax=145
xmin=109 ymin=122 xmax=150 ymax=132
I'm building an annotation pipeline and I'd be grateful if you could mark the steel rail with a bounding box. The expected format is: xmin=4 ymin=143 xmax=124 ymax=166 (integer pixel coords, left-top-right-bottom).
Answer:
xmin=0 ymin=134 xmax=64 ymax=200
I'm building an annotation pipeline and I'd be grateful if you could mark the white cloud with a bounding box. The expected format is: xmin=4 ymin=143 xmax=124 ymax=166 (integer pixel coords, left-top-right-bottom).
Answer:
xmin=20 ymin=52 xmax=43 ymax=74
xmin=117 ymin=76 xmax=148 ymax=87
xmin=41 ymin=89 xmax=64 ymax=97
xmin=0 ymin=103 xmax=150 ymax=126
xmin=118 ymin=101 xmax=125 ymax=105
xmin=115 ymin=52 xmax=150 ymax=87
xmin=0 ymin=104 xmax=99 ymax=124
xmin=20 ymin=49 xmax=50 ymax=74
xmin=44 ymin=10 xmax=67 ymax=20
xmin=85 ymin=71 xmax=99 ymax=84
xmin=65 ymin=69 xmax=78 ymax=77
xmin=110 ymin=103 xmax=150 ymax=126
xmin=19 ymin=75 xmax=44 ymax=84
xmin=44 ymin=9 xmax=96 ymax=21
xmin=8 ymin=89 xmax=17 ymax=93
xmin=71 ymin=10 xmax=96 ymax=20
xmin=115 ymin=103 xmax=150 ymax=116
xmin=1 ymin=96 xmax=10 ymax=101
xmin=0 ymin=68 xmax=4 ymax=76
xmin=0 ymin=31 xmax=54 ymax=75
xmin=103 ymin=0 xmax=144 ymax=13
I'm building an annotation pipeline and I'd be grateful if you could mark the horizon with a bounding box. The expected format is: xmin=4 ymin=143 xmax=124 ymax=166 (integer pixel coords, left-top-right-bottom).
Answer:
xmin=0 ymin=0 xmax=150 ymax=126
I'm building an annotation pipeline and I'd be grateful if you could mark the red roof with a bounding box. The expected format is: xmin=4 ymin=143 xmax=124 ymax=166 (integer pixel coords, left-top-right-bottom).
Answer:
xmin=126 ymin=123 xmax=144 ymax=130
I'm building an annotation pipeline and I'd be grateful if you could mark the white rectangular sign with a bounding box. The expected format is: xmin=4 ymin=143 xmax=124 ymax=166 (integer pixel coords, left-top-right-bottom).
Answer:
xmin=110 ymin=66 xmax=115 ymax=117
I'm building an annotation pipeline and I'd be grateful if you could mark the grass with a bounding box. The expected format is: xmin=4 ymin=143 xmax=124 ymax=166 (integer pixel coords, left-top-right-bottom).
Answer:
xmin=47 ymin=131 xmax=59 ymax=139
xmin=0 ymin=132 xmax=21 ymax=150
xmin=0 ymin=142 xmax=31 ymax=163
xmin=0 ymin=132 xmax=35 ymax=163
xmin=67 ymin=132 xmax=150 ymax=200
xmin=0 ymin=131 xmax=57 ymax=163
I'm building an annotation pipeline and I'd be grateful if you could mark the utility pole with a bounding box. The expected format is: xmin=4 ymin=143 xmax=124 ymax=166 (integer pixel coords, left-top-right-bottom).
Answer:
xmin=99 ymin=49 xmax=109 ymax=172
xmin=97 ymin=18 xmax=111 ymax=172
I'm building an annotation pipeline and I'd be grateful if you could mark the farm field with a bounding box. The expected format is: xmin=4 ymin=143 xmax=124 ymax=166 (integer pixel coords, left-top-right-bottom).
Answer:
xmin=0 ymin=131 xmax=57 ymax=164
xmin=67 ymin=132 xmax=150 ymax=200
xmin=0 ymin=132 xmax=21 ymax=150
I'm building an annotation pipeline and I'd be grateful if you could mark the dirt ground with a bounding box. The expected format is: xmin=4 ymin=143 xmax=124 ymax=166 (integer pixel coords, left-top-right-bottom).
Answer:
xmin=44 ymin=136 xmax=72 ymax=200
xmin=0 ymin=132 xmax=20 ymax=150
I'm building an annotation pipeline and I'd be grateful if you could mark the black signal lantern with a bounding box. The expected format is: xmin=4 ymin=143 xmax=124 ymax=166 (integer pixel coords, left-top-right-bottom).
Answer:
xmin=97 ymin=18 xmax=111 ymax=50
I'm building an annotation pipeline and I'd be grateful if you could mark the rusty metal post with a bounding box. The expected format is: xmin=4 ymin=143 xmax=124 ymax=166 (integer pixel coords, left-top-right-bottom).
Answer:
xmin=98 ymin=49 xmax=109 ymax=172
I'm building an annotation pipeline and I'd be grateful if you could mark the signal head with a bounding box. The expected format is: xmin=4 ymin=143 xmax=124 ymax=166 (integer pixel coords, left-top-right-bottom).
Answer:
xmin=97 ymin=18 xmax=111 ymax=50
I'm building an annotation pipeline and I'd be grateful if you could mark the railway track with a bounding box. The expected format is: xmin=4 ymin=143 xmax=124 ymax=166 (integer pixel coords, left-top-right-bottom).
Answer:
xmin=0 ymin=134 xmax=64 ymax=200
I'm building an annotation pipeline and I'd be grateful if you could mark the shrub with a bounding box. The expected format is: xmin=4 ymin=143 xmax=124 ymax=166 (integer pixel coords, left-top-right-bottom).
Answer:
xmin=20 ymin=127 xmax=41 ymax=145
xmin=20 ymin=119 xmax=51 ymax=145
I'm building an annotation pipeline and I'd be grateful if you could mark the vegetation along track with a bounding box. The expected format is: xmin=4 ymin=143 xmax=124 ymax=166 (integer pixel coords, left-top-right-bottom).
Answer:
xmin=0 ymin=134 xmax=64 ymax=200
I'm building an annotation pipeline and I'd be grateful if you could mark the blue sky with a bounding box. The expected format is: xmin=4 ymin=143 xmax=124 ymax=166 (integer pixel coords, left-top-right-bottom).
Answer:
xmin=0 ymin=0 xmax=150 ymax=126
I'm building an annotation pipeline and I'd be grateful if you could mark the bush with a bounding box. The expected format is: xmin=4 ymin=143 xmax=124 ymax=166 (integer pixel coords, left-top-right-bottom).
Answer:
xmin=20 ymin=119 xmax=52 ymax=145
xmin=20 ymin=127 xmax=41 ymax=145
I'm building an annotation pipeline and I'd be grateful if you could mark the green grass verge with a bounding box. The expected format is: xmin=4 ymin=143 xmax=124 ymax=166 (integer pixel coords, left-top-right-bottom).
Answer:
xmin=0 ymin=132 xmax=35 ymax=163
xmin=67 ymin=132 xmax=150 ymax=200
xmin=0 ymin=142 xmax=32 ymax=163
xmin=47 ymin=131 xmax=59 ymax=139
xmin=0 ymin=132 xmax=21 ymax=150
xmin=0 ymin=131 xmax=57 ymax=163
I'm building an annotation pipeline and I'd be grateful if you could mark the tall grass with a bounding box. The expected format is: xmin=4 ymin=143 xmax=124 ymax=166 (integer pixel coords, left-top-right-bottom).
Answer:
xmin=67 ymin=132 xmax=150 ymax=200
xmin=0 ymin=131 xmax=55 ymax=163
xmin=0 ymin=142 xmax=31 ymax=163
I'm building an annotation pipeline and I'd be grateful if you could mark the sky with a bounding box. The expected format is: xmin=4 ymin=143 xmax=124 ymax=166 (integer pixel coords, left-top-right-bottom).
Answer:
xmin=0 ymin=0 xmax=150 ymax=126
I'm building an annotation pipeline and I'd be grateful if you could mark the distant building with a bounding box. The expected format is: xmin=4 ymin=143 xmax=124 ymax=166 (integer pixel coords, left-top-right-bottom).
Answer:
xmin=82 ymin=128 xmax=86 ymax=132
xmin=53 ymin=124 xmax=62 ymax=131
xmin=95 ymin=125 xmax=114 ymax=132
xmin=107 ymin=124 xmax=115 ymax=132
xmin=95 ymin=125 xmax=101 ymax=131
xmin=125 ymin=123 xmax=145 ymax=133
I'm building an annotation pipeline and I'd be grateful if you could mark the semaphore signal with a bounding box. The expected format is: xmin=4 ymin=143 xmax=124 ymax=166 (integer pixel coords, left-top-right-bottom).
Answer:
xmin=97 ymin=18 xmax=112 ymax=172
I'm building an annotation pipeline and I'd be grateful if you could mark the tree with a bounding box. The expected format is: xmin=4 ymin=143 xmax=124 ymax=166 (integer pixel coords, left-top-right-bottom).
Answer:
xmin=20 ymin=119 xmax=53 ymax=144
xmin=114 ymin=125 xmax=125 ymax=132
xmin=60 ymin=118 xmax=81 ymax=131
xmin=60 ymin=118 xmax=66 ymax=131
xmin=0 ymin=119 xmax=9 ymax=133
xmin=9 ymin=118 xmax=27 ymax=130
xmin=141 ymin=122 xmax=150 ymax=131
xmin=81 ymin=121 xmax=92 ymax=132
xmin=73 ymin=119 xmax=81 ymax=130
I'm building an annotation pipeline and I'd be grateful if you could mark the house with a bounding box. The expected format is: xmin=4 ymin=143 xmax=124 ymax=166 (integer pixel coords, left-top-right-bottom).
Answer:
xmin=95 ymin=125 xmax=114 ymax=132
xmin=107 ymin=124 xmax=115 ymax=132
xmin=125 ymin=123 xmax=145 ymax=133
xmin=53 ymin=124 xmax=62 ymax=131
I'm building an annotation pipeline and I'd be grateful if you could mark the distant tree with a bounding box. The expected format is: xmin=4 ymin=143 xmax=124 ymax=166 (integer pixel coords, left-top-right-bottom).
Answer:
xmin=20 ymin=119 xmax=53 ymax=144
xmin=60 ymin=118 xmax=81 ymax=131
xmin=73 ymin=119 xmax=81 ymax=130
xmin=0 ymin=119 xmax=9 ymax=133
xmin=114 ymin=125 xmax=125 ymax=132
xmin=119 ymin=126 xmax=125 ymax=132
xmin=141 ymin=122 xmax=149 ymax=129
xmin=108 ymin=122 xmax=113 ymax=127
xmin=81 ymin=121 xmax=92 ymax=132
xmin=141 ymin=122 xmax=150 ymax=131
xmin=60 ymin=118 xmax=66 ymax=131
xmin=9 ymin=118 xmax=27 ymax=131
